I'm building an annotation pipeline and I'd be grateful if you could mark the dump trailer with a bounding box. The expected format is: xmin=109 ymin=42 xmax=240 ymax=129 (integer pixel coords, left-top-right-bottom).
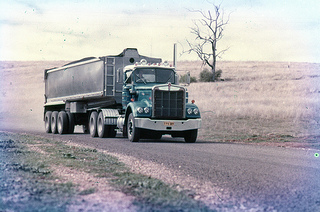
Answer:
xmin=44 ymin=48 xmax=201 ymax=142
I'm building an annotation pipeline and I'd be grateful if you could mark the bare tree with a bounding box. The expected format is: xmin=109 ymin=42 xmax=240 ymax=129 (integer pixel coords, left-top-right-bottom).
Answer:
xmin=186 ymin=3 xmax=230 ymax=81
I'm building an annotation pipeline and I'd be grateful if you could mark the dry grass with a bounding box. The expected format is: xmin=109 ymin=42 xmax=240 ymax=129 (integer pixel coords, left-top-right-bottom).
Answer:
xmin=182 ymin=61 xmax=320 ymax=140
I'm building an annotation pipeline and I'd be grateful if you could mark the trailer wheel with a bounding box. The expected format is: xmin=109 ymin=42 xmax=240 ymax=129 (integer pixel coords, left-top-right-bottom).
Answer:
xmin=51 ymin=111 xmax=59 ymax=134
xmin=97 ymin=111 xmax=108 ymax=138
xmin=66 ymin=112 xmax=75 ymax=134
xmin=184 ymin=129 xmax=198 ymax=143
xmin=58 ymin=111 xmax=68 ymax=134
xmin=45 ymin=111 xmax=52 ymax=133
xmin=127 ymin=113 xmax=140 ymax=142
xmin=89 ymin=111 xmax=98 ymax=137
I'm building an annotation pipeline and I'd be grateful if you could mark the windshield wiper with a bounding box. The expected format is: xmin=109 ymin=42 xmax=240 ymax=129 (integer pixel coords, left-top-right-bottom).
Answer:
xmin=165 ymin=72 xmax=174 ymax=83
xmin=135 ymin=74 xmax=147 ymax=84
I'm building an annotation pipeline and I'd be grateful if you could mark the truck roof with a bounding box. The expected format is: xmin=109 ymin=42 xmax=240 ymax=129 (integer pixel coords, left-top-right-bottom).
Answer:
xmin=124 ymin=60 xmax=174 ymax=71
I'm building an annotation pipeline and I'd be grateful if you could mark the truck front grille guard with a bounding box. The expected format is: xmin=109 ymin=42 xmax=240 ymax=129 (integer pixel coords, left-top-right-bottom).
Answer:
xmin=152 ymin=85 xmax=186 ymax=119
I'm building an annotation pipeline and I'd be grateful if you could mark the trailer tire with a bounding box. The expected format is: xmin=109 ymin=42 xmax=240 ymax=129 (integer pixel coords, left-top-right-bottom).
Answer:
xmin=89 ymin=111 xmax=98 ymax=137
xmin=127 ymin=113 xmax=140 ymax=142
xmin=97 ymin=111 xmax=108 ymax=138
xmin=58 ymin=111 xmax=68 ymax=134
xmin=66 ymin=112 xmax=75 ymax=134
xmin=184 ymin=129 xmax=198 ymax=143
xmin=45 ymin=111 xmax=52 ymax=133
xmin=51 ymin=111 xmax=59 ymax=134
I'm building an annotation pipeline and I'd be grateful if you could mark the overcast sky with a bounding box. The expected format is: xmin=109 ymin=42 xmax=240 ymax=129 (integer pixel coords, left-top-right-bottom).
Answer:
xmin=1 ymin=0 xmax=319 ymax=62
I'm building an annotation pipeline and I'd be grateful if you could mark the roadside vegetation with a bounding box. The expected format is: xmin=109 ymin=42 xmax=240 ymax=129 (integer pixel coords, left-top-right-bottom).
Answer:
xmin=180 ymin=61 xmax=320 ymax=144
xmin=0 ymin=132 xmax=212 ymax=211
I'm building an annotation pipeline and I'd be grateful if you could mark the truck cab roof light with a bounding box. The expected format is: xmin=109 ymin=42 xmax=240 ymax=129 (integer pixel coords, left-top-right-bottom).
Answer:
xmin=140 ymin=59 xmax=147 ymax=65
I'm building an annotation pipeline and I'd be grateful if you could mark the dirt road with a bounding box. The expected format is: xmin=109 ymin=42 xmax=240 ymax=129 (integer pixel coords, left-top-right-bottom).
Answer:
xmin=4 ymin=130 xmax=317 ymax=211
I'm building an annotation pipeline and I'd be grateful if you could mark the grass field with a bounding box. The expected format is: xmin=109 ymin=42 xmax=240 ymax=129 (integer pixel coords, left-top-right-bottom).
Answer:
xmin=179 ymin=61 xmax=320 ymax=141
xmin=1 ymin=60 xmax=319 ymax=143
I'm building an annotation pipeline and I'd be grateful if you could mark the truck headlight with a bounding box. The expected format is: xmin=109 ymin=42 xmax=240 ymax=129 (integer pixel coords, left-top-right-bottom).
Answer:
xmin=144 ymin=107 xmax=150 ymax=113
xmin=193 ymin=108 xmax=199 ymax=115
xmin=137 ymin=107 xmax=143 ymax=113
xmin=187 ymin=108 xmax=193 ymax=115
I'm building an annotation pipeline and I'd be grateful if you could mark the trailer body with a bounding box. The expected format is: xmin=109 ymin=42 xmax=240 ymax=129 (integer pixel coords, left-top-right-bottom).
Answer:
xmin=44 ymin=48 xmax=201 ymax=142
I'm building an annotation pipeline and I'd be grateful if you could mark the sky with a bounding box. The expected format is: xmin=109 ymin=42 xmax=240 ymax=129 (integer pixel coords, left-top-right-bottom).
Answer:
xmin=0 ymin=0 xmax=319 ymax=62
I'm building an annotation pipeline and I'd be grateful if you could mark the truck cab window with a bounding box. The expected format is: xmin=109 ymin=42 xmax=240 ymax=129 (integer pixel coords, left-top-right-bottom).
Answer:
xmin=134 ymin=68 xmax=175 ymax=84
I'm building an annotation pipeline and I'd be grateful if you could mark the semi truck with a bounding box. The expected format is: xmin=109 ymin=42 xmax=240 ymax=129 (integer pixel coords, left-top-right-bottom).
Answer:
xmin=44 ymin=48 xmax=201 ymax=142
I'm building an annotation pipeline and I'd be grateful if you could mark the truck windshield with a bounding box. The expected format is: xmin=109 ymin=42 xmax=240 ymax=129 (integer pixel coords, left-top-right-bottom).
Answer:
xmin=134 ymin=68 xmax=175 ymax=84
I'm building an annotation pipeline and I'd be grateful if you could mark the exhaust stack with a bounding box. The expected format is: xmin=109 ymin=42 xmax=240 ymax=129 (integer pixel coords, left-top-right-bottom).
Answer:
xmin=173 ymin=43 xmax=177 ymax=68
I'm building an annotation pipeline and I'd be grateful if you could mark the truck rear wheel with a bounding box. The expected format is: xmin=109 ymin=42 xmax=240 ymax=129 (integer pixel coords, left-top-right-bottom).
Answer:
xmin=45 ymin=111 xmax=52 ymax=133
xmin=89 ymin=111 xmax=98 ymax=137
xmin=58 ymin=111 xmax=68 ymax=134
xmin=66 ymin=112 xmax=75 ymax=134
xmin=127 ymin=113 xmax=140 ymax=142
xmin=51 ymin=111 xmax=59 ymax=134
xmin=184 ymin=129 xmax=198 ymax=143
xmin=97 ymin=111 xmax=108 ymax=138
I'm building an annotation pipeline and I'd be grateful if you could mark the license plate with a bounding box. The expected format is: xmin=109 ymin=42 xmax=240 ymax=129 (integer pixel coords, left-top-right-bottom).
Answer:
xmin=164 ymin=122 xmax=174 ymax=126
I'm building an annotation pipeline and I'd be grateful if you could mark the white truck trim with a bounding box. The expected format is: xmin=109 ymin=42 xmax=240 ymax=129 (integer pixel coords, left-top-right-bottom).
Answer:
xmin=134 ymin=118 xmax=201 ymax=131
xmin=46 ymin=58 xmax=101 ymax=74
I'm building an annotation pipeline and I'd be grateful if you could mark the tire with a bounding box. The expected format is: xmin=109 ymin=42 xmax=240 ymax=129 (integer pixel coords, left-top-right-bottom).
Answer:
xmin=89 ymin=111 xmax=98 ymax=137
xmin=97 ymin=111 xmax=108 ymax=138
xmin=57 ymin=111 xmax=68 ymax=134
xmin=66 ymin=112 xmax=75 ymax=134
xmin=51 ymin=111 xmax=59 ymax=134
xmin=44 ymin=111 xmax=52 ymax=133
xmin=153 ymin=133 xmax=162 ymax=140
xmin=122 ymin=124 xmax=128 ymax=138
xmin=127 ymin=113 xmax=140 ymax=142
xmin=184 ymin=129 xmax=198 ymax=143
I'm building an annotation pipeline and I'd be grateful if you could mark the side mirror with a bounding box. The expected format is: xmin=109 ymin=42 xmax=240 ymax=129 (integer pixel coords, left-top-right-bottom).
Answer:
xmin=186 ymin=71 xmax=190 ymax=85
xmin=175 ymin=74 xmax=179 ymax=85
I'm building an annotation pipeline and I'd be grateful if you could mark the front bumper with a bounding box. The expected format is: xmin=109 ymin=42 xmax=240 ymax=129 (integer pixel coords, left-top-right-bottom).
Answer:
xmin=134 ymin=118 xmax=201 ymax=131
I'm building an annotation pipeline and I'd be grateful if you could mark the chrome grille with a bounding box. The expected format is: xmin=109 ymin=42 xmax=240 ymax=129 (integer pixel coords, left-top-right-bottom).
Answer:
xmin=153 ymin=89 xmax=185 ymax=119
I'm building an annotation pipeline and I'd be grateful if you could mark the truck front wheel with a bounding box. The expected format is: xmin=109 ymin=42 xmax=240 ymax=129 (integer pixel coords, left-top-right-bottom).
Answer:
xmin=184 ymin=129 xmax=198 ymax=143
xmin=89 ymin=111 xmax=98 ymax=137
xmin=127 ymin=113 xmax=140 ymax=142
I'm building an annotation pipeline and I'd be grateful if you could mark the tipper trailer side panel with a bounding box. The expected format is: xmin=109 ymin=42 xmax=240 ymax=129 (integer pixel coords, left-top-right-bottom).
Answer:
xmin=45 ymin=58 xmax=106 ymax=103
xmin=44 ymin=48 xmax=162 ymax=105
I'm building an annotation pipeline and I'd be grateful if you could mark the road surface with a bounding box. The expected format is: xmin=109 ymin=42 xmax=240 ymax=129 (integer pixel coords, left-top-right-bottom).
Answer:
xmin=2 ymin=129 xmax=320 ymax=211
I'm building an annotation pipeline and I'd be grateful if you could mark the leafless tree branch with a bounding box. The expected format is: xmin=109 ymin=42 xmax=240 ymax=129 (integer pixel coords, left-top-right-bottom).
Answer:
xmin=185 ymin=2 xmax=230 ymax=81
